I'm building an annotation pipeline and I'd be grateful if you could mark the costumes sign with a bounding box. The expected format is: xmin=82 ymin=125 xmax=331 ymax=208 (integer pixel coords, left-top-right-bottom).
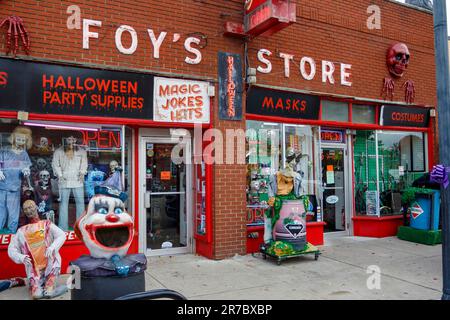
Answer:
xmin=0 ymin=58 xmax=154 ymax=120
xmin=380 ymin=105 xmax=430 ymax=128
xmin=153 ymin=77 xmax=210 ymax=123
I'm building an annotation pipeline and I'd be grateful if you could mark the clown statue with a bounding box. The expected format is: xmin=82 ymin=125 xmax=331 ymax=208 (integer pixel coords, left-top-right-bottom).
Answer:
xmin=8 ymin=200 xmax=67 ymax=299
xmin=70 ymin=172 xmax=146 ymax=299
xmin=263 ymin=147 xmax=318 ymax=260
xmin=0 ymin=126 xmax=33 ymax=233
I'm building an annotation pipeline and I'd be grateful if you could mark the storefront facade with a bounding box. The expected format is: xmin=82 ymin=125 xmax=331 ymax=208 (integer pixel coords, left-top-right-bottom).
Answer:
xmin=0 ymin=0 xmax=247 ymax=278
xmin=241 ymin=0 xmax=437 ymax=252
xmin=0 ymin=0 xmax=438 ymax=278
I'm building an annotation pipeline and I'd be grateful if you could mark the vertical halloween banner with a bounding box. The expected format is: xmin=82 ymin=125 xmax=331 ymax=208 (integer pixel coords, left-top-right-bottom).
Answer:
xmin=218 ymin=52 xmax=243 ymax=121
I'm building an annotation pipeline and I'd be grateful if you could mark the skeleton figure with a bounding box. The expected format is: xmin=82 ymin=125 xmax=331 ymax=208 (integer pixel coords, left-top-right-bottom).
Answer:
xmin=0 ymin=15 xmax=30 ymax=56
xmin=35 ymin=170 xmax=54 ymax=222
xmin=382 ymin=43 xmax=415 ymax=104
xmin=38 ymin=170 xmax=51 ymax=190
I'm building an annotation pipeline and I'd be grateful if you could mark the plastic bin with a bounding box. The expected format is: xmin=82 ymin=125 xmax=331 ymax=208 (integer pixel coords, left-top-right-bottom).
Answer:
xmin=410 ymin=190 xmax=440 ymax=231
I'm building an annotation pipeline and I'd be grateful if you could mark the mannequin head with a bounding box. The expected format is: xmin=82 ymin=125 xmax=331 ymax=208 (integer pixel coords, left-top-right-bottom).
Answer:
xmin=8 ymin=126 xmax=32 ymax=150
xmin=62 ymin=132 xmax=83 ymax=152
xmin=23 ymin=200 xmax=39 ymax=222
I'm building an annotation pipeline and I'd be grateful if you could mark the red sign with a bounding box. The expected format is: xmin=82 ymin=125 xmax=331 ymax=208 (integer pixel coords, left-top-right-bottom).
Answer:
xmin=0 ymin=71 xmax=7 ymax=86
xmin=244 ymin=0 xmax=296 ymax=37
xmin=161 ymin=171 xmax=171 ymax=181
xmin=82 ymin=130 xmax=121 ymax=149
xmin=245 ymin=0 xmax=267 ymax=13
xmin=321 ymin=130 xmax=345 ymax=143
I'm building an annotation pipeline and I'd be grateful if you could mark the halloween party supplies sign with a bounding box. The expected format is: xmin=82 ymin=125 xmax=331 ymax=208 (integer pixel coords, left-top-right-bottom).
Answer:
xmin=153 ymin=77 xmax=211 ymax=124
xmin=0 ymin=58 xmax=154 ymax=119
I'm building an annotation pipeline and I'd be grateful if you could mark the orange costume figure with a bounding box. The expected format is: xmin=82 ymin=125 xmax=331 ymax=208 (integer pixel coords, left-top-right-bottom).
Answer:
xmin=8 ymin=200 xmax=66 ymax=299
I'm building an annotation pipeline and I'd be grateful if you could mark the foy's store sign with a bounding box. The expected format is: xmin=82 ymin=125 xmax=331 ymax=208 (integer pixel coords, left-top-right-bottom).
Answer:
xmin=0 ymin=58 xmax=154 ymax=119
xmin=246 ymin=86 xmax=320 ymax=120
xmin=256 ymin=49 xmax=352 ymax=86
xmin=153 ymin=77 xmax=210 ymax=124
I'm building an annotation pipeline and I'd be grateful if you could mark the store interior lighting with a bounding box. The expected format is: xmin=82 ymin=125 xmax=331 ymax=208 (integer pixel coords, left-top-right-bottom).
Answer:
xmin=23 ymin=121 xmax=99 ymax=132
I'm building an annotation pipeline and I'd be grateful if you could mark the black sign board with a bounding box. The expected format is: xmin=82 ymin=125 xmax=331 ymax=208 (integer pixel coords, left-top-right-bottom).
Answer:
xmin=380 ymin=105 xmax=430 ymax=128
xmin=285 ymin=223 xmax=305 ymax=238
xmin=246 ymin=86 xmax=320 ymax=120
xmin=218 ymin=52 xmax=243 ymax=121
xmin=0 ymin=58 xmax=154 ymax=120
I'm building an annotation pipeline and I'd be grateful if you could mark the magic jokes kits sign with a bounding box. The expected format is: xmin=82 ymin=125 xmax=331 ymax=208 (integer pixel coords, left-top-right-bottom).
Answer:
xmin=0 ymin=58 xmax=154 ymax=120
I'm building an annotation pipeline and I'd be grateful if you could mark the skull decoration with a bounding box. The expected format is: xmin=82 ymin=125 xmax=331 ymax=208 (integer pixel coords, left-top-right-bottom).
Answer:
xmin=39 ymin=170 xmax=51 ymax=186
xmin=39 ymin=137 xmax=49 ymax=147
xmin=386 ymin=43 xmax=410 ymax=78
xmin=36 ymin=158 xmax=48 ymax=170
xmin=110 ymin=160 xmax=119 ymax=173
xmin=75 ymin=190 xmax=133 ymax=259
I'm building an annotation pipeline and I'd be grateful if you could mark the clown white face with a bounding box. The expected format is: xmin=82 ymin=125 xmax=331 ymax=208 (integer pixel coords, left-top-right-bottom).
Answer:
xmin=76 ymin=195 xmax=134 ymax=259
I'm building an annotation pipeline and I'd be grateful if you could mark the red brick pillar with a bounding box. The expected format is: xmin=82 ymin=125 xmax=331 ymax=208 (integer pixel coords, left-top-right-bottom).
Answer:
xmin=212 ymin=91 xmax=248 ymax=259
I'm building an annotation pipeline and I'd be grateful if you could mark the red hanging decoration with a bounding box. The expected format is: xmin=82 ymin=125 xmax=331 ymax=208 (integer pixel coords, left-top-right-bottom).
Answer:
xmin=0 ymin=15 xmax=30 ymax=56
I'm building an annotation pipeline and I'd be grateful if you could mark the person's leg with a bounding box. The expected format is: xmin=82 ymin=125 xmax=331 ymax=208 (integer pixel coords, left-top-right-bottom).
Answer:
xmin=6 ymin=190 xmax=21 ymax=233
xmin=58 ymin=188 xmax=70 ymax=230
xmin=73 ymin=187 xmax=85 ymax=221
xmin=0 ymin=280 xmax=12 ymax=292
xmin=0 ymin=190 xmax=7 ymax=230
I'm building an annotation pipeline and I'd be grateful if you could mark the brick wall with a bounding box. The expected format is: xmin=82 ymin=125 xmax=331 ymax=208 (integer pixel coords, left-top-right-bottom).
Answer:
xmin=246 ymin=0 xmax=436 ymax=106
xmin=0 ymin=0 xmax=436 ymax=259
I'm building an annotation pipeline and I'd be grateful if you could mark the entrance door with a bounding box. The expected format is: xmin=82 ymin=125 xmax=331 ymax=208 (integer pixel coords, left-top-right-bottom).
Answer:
xmin=321 ymin=146 xmax=348 ymax=233
xmin=139 ymin=136 xmax=192 ymax=255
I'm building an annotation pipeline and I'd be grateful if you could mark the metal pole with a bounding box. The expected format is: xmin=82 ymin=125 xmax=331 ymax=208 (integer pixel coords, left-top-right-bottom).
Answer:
xmin=433 ymin=0 xmax=450 ymax=301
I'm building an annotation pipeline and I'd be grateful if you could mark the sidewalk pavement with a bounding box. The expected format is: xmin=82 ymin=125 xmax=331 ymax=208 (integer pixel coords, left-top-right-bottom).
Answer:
xmin=0 ymin=236 xmax=443 ymax=300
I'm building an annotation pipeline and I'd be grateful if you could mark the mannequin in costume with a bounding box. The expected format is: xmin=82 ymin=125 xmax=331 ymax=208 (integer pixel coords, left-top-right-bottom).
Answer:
xmin=266 ymin=148 xmax=310 ymax=253
xmin=0 ymin=126 xmax=32 ymax=233
xmin=8 ymin=200 xmax=67 ymax=299
xmin=52 ymin=134 xmax=87 ymax=230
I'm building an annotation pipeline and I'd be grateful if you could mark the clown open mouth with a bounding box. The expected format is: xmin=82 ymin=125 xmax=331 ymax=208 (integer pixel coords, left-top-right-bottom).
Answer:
xmin=88 ymin=224 xmax=133 ymax=249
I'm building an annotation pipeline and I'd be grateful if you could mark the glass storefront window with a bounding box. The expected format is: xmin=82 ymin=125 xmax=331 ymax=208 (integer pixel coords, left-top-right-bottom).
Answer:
xmin=353 ymin=130 xmax=427 ymax=217
xmin=246 ymin=121 xmax=320 ymax=223
xmin=321 ymin=100 xmax=349 ymax=122
xmin=0 ymin=119 xmax=131 ymax=234
xmin=246 ymin=121 xmax=281 ymax=215
xmin=352 ymin=104 xmax=376 ymax=124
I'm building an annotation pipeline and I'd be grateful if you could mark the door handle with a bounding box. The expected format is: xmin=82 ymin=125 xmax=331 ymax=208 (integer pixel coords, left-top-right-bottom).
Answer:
xmin=145 ymin=192 xmax=151 ymax=208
